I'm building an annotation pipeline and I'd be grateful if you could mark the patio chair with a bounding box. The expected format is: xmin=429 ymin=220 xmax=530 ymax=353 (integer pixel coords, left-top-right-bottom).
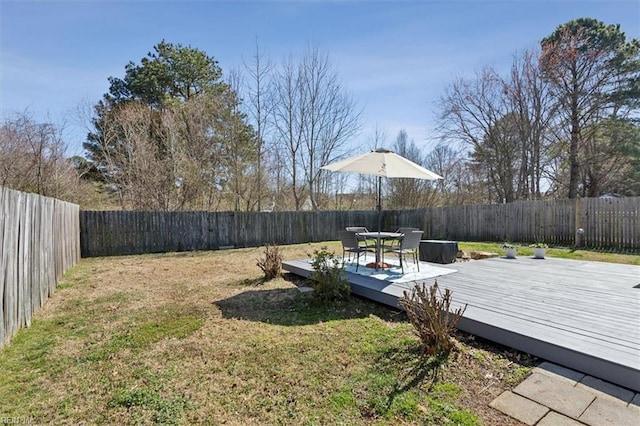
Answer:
xmin=383 ymin=227 xmax=421 ymax=252
xmin=346 ymin=226 xmax=372 ymax=250
xmin=385 ymin=230 xmax=423 ymax=274
xmin=339 ymin=230 xmax=371 ymax=271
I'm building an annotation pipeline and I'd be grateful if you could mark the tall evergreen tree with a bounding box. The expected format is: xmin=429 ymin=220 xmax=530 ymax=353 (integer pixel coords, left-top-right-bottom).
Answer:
xmin=540 ymin=18 xmax=640 ymax=198
xmin=84 ymin=41 xmax=255 ymax=210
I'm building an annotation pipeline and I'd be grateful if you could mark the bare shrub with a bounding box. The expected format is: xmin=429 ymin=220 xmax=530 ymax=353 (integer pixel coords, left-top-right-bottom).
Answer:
xmin=0 ymin=112 xmax=83 ymax=200
xmin=256 ymin=244 xmax=283 ymax=280
xmin=399 ymin=281 xmax=467 ymax=359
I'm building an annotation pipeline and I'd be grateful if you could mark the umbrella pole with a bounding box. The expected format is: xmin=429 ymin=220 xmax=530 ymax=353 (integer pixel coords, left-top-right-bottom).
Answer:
xmin=377 ymin=176 xmax=382 ymax=233
xmin=376 ymin=176 xmax=382 ymax=269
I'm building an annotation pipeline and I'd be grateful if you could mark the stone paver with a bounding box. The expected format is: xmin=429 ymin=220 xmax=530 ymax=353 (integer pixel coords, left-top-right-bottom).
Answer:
xmin=537 ymin=411 xmax=584 ymax=426
xmin=513 ymin=372 xmax=595 ymax=418
xmin=489 ymin=391 xmax=548 ymax=425
xmin=577 ymin=375 xmax=635 ymax=403
xmin=579 ymin=396 xmax=640 ymax=426
xmin=490 ymin=363 xmax=640 ymax=426
xmin=533 ymin=362 xmax=585 ymax=385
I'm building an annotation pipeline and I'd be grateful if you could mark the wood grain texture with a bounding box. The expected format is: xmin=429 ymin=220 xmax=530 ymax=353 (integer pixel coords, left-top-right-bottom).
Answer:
xmin=0 ymin=187 xmax=80 ymax=348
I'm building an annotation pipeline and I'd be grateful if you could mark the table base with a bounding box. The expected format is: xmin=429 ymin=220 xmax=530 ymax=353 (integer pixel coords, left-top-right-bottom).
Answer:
xmin=365 ymin=261 xmax=392 ymax=269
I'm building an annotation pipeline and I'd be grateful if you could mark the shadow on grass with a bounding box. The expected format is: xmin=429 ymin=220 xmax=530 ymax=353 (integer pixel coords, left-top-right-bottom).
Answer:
xmin=215 ymin=285 xmax=404 ymax=327
xmin=358 ymin=330 xmax=539 ymax=420
xmin=376 ymin=343 xmax=445 ymax=411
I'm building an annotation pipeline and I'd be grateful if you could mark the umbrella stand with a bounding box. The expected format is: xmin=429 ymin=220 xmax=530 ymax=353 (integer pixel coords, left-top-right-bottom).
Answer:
xmin=366 ymin=176 xmax=389 ymax=270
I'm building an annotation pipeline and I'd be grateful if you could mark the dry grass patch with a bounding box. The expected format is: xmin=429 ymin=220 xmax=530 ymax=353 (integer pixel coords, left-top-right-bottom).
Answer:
xmin=1 ymin=243 xmax=534 ymax=425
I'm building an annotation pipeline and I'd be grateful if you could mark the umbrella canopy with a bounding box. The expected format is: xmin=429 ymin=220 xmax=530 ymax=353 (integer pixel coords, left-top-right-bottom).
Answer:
xmin=321 ymin=148 xmax=443 ymax=235
xmin=321 ymin=148 xmax=443 ymax=180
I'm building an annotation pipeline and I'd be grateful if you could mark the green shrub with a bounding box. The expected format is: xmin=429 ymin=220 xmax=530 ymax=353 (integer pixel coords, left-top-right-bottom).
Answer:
xmin=309 ymin=247 xmax=350 ymax=302
xmin=257 ymin=244 xmax=283 ymax=280
xmin=529 ymin=242 xmax=548 ymax=248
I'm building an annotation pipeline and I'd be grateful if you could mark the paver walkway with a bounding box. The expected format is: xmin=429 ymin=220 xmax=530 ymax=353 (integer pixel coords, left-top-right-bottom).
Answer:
xmin=490 ymin=362 xmax=640 ymax=425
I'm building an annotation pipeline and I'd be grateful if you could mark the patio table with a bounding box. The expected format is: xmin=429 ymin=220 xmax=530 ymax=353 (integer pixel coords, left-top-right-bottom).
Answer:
xmin=357 ymin=232 xmax=402 ymax=269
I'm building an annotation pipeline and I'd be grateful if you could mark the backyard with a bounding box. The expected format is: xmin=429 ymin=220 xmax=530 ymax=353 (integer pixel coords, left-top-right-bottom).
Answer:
xmin=0 ymin=242 xmax=636 ymax=424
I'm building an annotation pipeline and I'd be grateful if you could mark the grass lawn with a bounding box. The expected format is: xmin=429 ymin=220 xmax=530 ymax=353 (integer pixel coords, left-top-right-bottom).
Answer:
xmin=458 ymin=241 xmax=640 ymax=265
xmin=5 ymin=241 xmax=631 ymax=425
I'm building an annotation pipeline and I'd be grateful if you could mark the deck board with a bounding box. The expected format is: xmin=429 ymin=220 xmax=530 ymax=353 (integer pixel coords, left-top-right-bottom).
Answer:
xmin=282 ymin=256 xmax=640 ymax=392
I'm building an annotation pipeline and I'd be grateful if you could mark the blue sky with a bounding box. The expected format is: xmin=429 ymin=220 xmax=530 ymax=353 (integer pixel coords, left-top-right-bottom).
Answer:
xmin=1 ymin=0 xmax=639 ymax=156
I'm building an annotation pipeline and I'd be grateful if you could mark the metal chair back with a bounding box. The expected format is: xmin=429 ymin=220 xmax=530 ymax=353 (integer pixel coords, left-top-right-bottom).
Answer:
xmin=339 ymin=230 xmax=360 ymax=250
xmin=339 ymin=230 xmax=367 ymax=271
xmin=399 ymin=230 xmax=423 ymax=251
xmin=346 ymin=226 xmax=370 ymax=247
xmin=395 ymin=230 xmax=423 ymax=273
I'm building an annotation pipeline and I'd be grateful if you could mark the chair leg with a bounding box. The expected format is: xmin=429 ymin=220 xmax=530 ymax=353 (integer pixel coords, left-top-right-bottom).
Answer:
xmin=415 ymin=251 xmax=419 ymax=272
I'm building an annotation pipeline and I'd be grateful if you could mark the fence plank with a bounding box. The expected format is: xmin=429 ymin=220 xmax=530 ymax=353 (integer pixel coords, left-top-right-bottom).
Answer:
xmin=0 ymin=187 xmax=80 ymax=348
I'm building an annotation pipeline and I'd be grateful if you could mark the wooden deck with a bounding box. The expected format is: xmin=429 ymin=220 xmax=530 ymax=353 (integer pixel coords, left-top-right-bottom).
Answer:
xmin=283 ymin=256 xmax=640 ymax=392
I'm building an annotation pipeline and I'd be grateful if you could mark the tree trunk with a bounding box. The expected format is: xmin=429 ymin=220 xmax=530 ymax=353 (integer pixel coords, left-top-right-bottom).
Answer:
xmin=568 ymin=84 xmax=580 ymax=199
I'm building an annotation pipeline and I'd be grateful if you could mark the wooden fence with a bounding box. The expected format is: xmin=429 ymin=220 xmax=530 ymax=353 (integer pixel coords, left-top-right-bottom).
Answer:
xmin=79 ymin=209 xmax=425 ymax=257
xmin=424 ymin=197 xmax=640 ymax=249
xmin=1 ymin=187 xmax=80 ymax=348
xmin=80 ymin=197 xmax=639 ymax=257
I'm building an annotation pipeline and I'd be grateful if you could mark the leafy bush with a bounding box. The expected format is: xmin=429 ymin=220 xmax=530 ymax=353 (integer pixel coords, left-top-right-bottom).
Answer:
xmin=529 ymin=242 xmax=548 ymax=248
xmin=309 ymin=247 xmax=350 ymax=302
xmin=257 ymin=244 xmax=283 ymax=280
xmin=398 ymin=281 xmax=467 ymax=360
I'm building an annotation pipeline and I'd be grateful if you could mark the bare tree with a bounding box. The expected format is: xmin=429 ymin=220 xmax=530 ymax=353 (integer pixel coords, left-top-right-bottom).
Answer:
xmin=224 ymin=69 xmax=259 ymax=211
xmin=438 ymin=48 xmax=558 ymax=203
xmin=272 ymin=55 xmax=304 ymax=210
xmin=298 ymin=46 xmax=361 ymax=209
xmin=243 ymin=40 xmax=275 ymax=211
xmin=505 ymin=49 xmax=556 ymax=199
xmin=0 ymin=112 xmax=83 ymax=201
xmin=272 ymin=46 xmax=360 ymax=211
xmin=424 ymin=142 xmax=470 ymax=206
xmin=388 ymin=130 xmax=438 ymax=208
xmin=106 ymin=103 xmax=177 ymax=210
xmin=438 ymin=67 xmax=522 ymax=203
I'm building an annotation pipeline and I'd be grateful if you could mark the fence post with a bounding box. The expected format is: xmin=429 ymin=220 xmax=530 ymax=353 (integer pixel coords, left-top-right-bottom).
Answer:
xmin=574 ymin=198 xmax=582 ymax=247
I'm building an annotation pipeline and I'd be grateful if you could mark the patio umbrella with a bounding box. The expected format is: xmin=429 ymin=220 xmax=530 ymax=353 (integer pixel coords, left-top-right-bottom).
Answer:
xmin=320 ymin=148 xmax=443 ymax=235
